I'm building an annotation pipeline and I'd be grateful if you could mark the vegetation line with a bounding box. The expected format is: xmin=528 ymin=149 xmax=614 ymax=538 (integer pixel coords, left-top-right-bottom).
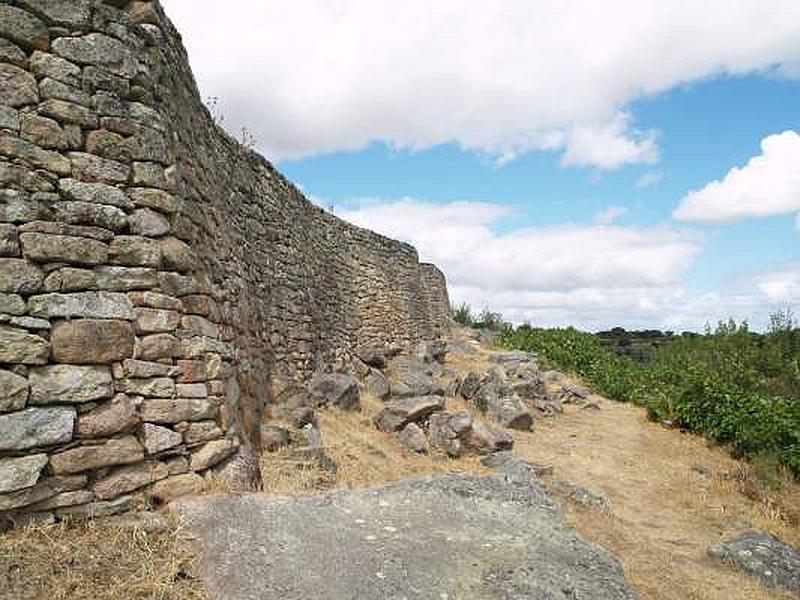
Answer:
xmin=454 ymin=303 xmax=800 ymax=479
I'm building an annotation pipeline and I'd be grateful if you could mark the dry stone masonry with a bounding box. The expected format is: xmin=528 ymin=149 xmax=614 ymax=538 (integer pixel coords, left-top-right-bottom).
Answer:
xmin=0 ymin=0 xmax=452 ymax=524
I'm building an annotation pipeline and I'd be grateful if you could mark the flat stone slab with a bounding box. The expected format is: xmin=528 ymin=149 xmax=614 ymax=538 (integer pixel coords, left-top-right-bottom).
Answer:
xmin=175 ymin=474 xmax=637 ymax=599
xmin=709 ymin=530 xmax=800 ymax=595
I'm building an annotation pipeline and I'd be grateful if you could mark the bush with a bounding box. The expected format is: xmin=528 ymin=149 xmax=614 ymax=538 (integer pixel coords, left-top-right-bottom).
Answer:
xmin=499 ymin=315 xmax=800 ymax=478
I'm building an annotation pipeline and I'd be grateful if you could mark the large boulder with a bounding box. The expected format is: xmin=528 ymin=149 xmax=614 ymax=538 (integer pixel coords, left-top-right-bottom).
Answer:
xmin=174 ymin=474 xmax=638 ymax=599
xmin=374 ymin=395 xmax=445 ymax=432
xmin=385 ymin=356 xmax=437 ymax=398
xmin=397 ymin=422 xmax=428 ymax=454
xmin=363 ymin=368 xmax=390 ymax=401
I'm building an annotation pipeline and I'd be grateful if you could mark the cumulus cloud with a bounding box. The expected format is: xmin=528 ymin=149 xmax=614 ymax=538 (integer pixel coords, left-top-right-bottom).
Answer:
xmin=674 ymin=131 xmax=800 ymax=222
xmin=162 ymin=0 xmax=800 ymax=167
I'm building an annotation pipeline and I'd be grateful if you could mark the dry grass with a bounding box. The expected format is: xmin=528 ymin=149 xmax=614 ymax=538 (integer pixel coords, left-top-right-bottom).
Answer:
xmin=0 ymin=518 xmax=204 ymax=600
xmin=510 ymin=396 xmax=800 ymax=600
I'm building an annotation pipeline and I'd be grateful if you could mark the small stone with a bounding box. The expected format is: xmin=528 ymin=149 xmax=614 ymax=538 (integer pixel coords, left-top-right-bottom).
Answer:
xmin=39 ymin=77 xmax=91 ymax=106
xmin=0 ymin=5 xmax=49 ymax=50
xmin=30 ymin=51 xmax=81 ymax=86
xmin=93 ymin=461 xmax=168 ymax=501
xmin=137 ymin=333 xmax=181 ymax=360
xmin=19 ymin=0 xmax=92 ymax=29
xmin=0 ymin=369 xmax=29 ymax=412
xmin=38 ymin=99 xmax=98 ymax=128
xmin=181 ymin=315 xmax=219 ymax=339
xmin=398 ymin=422 xmax=428 ymax=453
xmin=0 ymin=325 xmax=49 ymax=364
xmin=59 ymin=178 xmax=131 ymax=209
xmin=0 ymin=63 xmax=39 ymax=107
xmin=0 ymin=105 xmax=20 ymax=131
xmin=190 ymin=438 xmax=237 ymax=471
xmin=159 ymin=237 xmax=196 ymax=272
xmin=121 ymin=359 xmax=178 ymax=379
xmin=130 ymin=187 xmax=179 ymax=213
xmin=0 ymin=258 xmax=43 ymax=293
xmin=120 ymin=376 xmax=175 ymax=398
xmin=4 ymin=315 xmax=50 ymax=330
xmin=180 ymin=336 xmax=234 ymax=360
xmin=129 ymin=207 xmax=170 ymax=236
xmin=43 ymin=267 xmax=97 ymax=292
xmin=29 ymin=364 xmax=114 ymax=404
xmin=28 ymin=291 xmax=133 ymax=319
xmin=141 ymin=398 xmax=217 ymax=424
xmin=69 ymin=151 xmax=129 ymax=183
xmin=0 ymin=454 xmax=48 ymax=493
xmin=0 ymin=133 xmax=70 ymax=174
xmin=27 ymin=489 xmax=95 ymax=511
xmin=0 ymin=39 xmax=26 ymax=69
xmin=52 ymin=33 xmax=137 ymax=78
xmin=183 ymin=420 xmax=222 ymax=444
xmin=149 ymin=473 xmax=203 ymax=504
xmin=50 ymin=435 xmax=144 ymax=475
xmin=76 ymin=394 xmax=140 ymax=438
xmin=20 ymin=113 xmax=66 ymax=149
xmin=142 ymin=423 xmax=183 ymax=454
xmin=94 ymin=266 xmax=158 ymax=292
xmin=127 ymin=291 xmax=182 ymax=310
xmin=51 ymin=319 xmax=135 ymax=364
xmin=0 ymin=293 xmax=26 ymax=315
xmin=176 ymin=382 xmax=207 ymax=399
xmin=0 ymin=406 xmax=75 ymax=451
xmin=176 ymin=360 xmax=207 ymax=383
xmin=52 ymin=201 xmax=127 ymax=232
xmin=0 ymin=474 xmax=85 ymax=511
xmin=132 ymin=162 xmax=166 ymax=188
xmin=134 ymin=307 xmax=180 ymax=333
xmin=85 ymin=129 xmax=132 ymax=162
xmin=20 ymin=232 xmax=108 ymax=265
xmin=180 ymin=295 xmax=217 ymax=317
xmin=158 ymin=272 xmax=198 ymax=297
xmin=109 ymin=235 xmax=161 ymax=267
xmin=165 ymin=456 xmax=189 ymax=475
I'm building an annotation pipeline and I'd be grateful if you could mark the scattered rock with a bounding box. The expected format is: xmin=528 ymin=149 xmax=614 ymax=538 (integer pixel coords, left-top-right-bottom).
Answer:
xmin=385 ymin=356 xmax=437 ymax=398
xmin=374 ymin=395 xmax=445 ymax=432
xmin=308 ymin=373 xmax=360 ymax=410
xmin=398 ymin=422 xmax=428 ymax=453
xmin=709 ymin=531 xmax=800 ymax=595
xmin=363 ymin=368 xmax=390 ymax=401
xmin=96 ymin=510 xmax=173 ymax=534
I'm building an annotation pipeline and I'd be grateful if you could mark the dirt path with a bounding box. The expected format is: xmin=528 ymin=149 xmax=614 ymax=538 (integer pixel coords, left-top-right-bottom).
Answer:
xmin=452 ymin=337 xmax=800 ymax=600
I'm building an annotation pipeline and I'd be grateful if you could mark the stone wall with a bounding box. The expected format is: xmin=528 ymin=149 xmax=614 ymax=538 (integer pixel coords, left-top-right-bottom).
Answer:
xmin=0 ymin=0 xmax=452 ymax=523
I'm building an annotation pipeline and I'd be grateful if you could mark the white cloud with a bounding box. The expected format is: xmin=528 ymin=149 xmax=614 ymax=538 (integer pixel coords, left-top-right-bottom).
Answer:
xmin=595 ymin=205 xmax=628 ymax=225
xmin=162 ymin=0 xmax=800 ymax=168
xmin=560 ymin=114 xmax=658 ymax=170
xmin=754 ymin=261 xmax=800 ymax=303
xmin=636 ymin=171 xmax=663 ymax=189
xmin=674 ymin=131 xmax=800 ymax=222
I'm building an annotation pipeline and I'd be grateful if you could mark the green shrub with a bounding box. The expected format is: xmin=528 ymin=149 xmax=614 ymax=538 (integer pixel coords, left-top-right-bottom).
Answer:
xmin=499 ymin=315 xmax=800 ymax=479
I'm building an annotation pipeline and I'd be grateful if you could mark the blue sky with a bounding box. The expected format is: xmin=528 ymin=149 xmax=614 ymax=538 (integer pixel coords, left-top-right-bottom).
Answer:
xmin=163 ymin=0 xmax=800 ymax=331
